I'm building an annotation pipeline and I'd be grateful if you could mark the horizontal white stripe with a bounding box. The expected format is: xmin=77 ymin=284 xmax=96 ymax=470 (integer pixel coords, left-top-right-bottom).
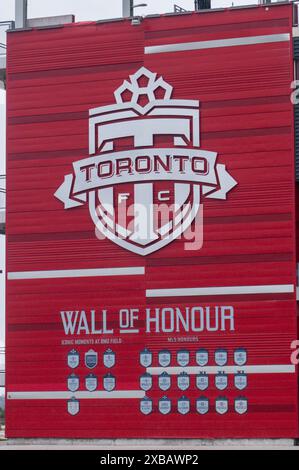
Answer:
xmin=119 ymin=329 xmax=140 ymax=334
xmin=145 ymin=33 xmax=290 ymax=55
xmin=7 ymin=390 xmax=145 ymax=400
xmin=147 ymin=365 xmax=295 ymax=375
xmin=8 ymin=266 xmax=145 ymax=280
xmin=146 ymin=284 xmax=294 ymax=298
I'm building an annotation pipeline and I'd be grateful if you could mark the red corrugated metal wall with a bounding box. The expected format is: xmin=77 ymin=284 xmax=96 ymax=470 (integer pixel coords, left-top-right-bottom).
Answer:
xmin=5 ymin=4 xmax=299 ymax=438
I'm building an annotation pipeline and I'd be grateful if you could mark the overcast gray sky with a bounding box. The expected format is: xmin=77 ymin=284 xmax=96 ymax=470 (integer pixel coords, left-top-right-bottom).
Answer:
xmin=0 ymin=0 xmax=276 ymax=379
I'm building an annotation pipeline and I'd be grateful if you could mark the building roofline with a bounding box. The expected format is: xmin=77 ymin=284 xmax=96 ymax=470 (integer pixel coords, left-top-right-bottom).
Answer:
xmin=7 ymin=1 xmax=295 ymax=33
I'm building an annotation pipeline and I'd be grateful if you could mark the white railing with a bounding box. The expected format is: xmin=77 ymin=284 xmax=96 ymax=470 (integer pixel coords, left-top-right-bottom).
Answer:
xmin=0 ymin=21 xmax=14 ymax=85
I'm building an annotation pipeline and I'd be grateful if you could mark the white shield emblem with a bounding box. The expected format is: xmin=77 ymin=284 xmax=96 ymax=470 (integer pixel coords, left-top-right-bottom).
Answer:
xmin=196 ymin=397 xmax=209 ymax=415
xmin=215 ymin=372 xmax=228 ymax=391
xmin=158 ymin=350 xmax=171 ymax=368
xmin=67 ymin=374 xmax=79 ymax=392
xmin=215 ymin=397 xmax=229 ymax=415
xmin=234 ymin=372 xmax=247 ymax=390
xmin=196 ymin=349 xmax=209 ymax=366
xmin=159 ymin=371 xmax=171 ymax=391
xmin=103 ymin=349 xmax=115 ymax=368
xmin=140 ymin=396 xmax=153 ymax=415
xmin=215 ymin=349 xmax=228 ymax=366
xmin=55 ymin=67 xmax=237 ymax=257
xmin=234 ymin=348 xmax=247 ymax=366
xmin=159 ymin=396 xmax=171 ymax=415
xmin=85 ymin=349 xmax=98 ymax=369
xmin=67 ymin=349 xmax=79 ymax=369
xmin=235 ymin=397 xmax=248 ymax=415
xmin=85 ymin=373 xmax=98 ymax=392
xmin=178 ymin=396 xmax=190 ymax=415
xmin=67 ymin=397 xmax=80 ymax=416
xmin=196 ymin=372 xmax=209 ymax=391
xmin=140 ymin=373 xmax=152 ymax=392
xmin=177 ymin=350 xmax=189 ymax=367
xmin=177 ymin=372 xmax=190 ymax=391
xmin=103 ymin=373 xmax=116 ymax=392
xmin=140 ymin=348 xmax=152 ymax=368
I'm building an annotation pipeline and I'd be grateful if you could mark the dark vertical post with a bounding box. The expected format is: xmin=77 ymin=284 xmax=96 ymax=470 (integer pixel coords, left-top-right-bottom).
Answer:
xmin=130 ymin=0 xmax=134 ymax=17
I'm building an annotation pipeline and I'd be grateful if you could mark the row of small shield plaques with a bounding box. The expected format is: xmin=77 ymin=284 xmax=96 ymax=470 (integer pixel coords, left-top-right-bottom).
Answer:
xmin=67 ymin=396 xmax=248 ymax=416
xmin=68 ymin=373 xmax=116 ymax=392
xmin=140 ymin=348 xmax=247 ymax=368
xmin=67 ymin=349 xmax=116 ymax=369
xmin=140 ymin=396 xmax=248 ymax=415
xmin=140 ymin=371 xmax=247 ymax=391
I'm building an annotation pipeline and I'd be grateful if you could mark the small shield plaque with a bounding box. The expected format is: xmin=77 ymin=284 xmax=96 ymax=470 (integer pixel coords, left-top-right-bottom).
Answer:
xmin=67 ymin=349 xmax=79 ymax=369
xmin=67 ymin=373 xmax=79 ymax=392
xmin=196 ymin=396 xmax=209 ymax=415
xmin=177 ymin=372 xmax=190 ymax=391
xmin=140 ymin=373 xmax=152 ymax=392
xmin=140 ymin=348 xmax=152 ymax=368
xmin=67 ymin=397 xmax=80 ymax=416
xmin=103 ymin=349 xmax=115 ymax=368
xmin=85 ymin=349 xmax=98 ymax=369
xmin=177 ymin=350 xmax=190 ymax=367
xmin=158 ymin=350 xmax=171 ymax=367
xmin=85 ymin=373 xmax=97 ymax=392
xmin=103 ymin=373 xmax=116 ymax=392
xmin=215 ymin=397 xmax=229 ymax=415
xmin=234 ymin=372 xmax=247 ymax=390
xmin=196 ymin=372 xmax=209 ymax=391
xmin=234 ymin=348 xmax=247 ymax=366
xmin=215 ymin=372 xmax=228 ymax=391
xmin=178 ymin=396 xmax=190 ymax=415
xmin=196 ymin=348 xmax=209 ymax=367
xmin=215 ymin=349 xmax=228 ymax=366
xmin=159 ymin=396 xmax=171 ymax=415
xmin=140 ymin=396 xmax=153 ymax=415
xmin=159 ymin=371 xmax=171 ymax=391
xmin=235 ymin=397 xmax=248 ymax=415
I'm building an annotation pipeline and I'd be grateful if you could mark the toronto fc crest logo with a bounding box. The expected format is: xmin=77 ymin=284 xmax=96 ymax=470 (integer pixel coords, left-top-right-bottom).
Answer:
xmin=55 ymin=67 xmax=237 ymax=256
